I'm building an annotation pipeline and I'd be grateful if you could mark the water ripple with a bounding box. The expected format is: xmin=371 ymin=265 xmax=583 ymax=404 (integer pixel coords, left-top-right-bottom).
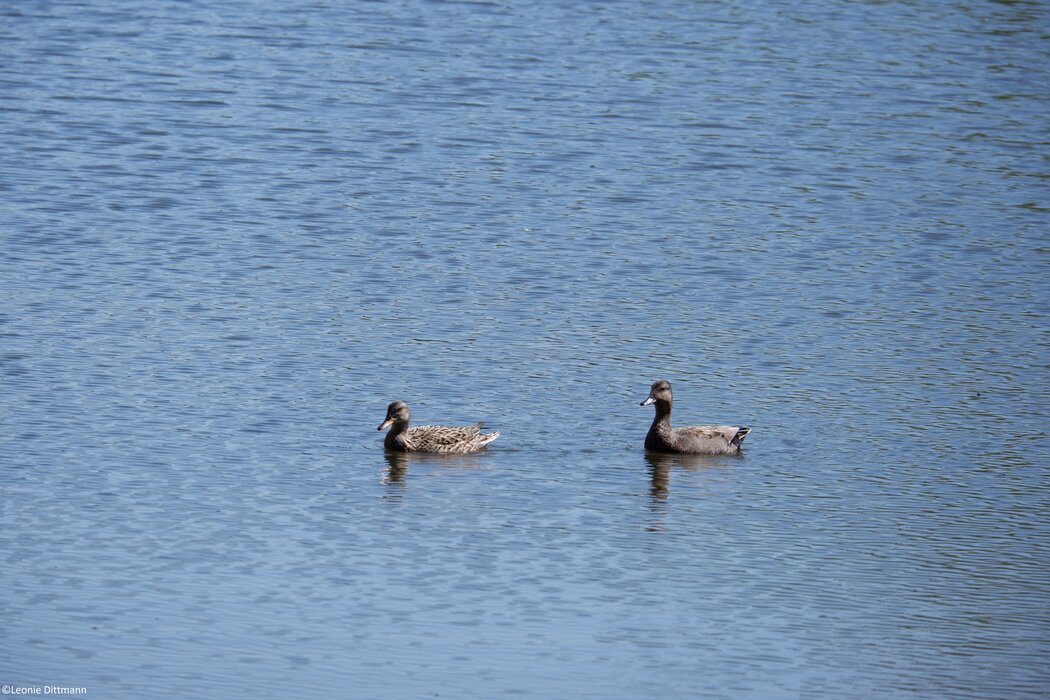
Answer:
xmin=2 ymin=1 xmax=1048 ymax=698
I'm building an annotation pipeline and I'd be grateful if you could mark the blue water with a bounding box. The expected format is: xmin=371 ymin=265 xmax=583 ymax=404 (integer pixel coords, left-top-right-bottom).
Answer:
xmin=2 ymin=1 xmax=1048 ymax=698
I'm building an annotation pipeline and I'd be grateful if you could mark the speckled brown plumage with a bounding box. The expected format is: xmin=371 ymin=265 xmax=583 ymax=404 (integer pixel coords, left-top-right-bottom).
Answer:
xmin=641 ymin=380 xmax=750 ymax=455
xmin=377 ymin=400 xmax=499 ymax=454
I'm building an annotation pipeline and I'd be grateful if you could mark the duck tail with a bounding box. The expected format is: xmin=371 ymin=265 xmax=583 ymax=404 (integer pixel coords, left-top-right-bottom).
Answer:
xmin=733 ymin=427 xmax=751 ymax=445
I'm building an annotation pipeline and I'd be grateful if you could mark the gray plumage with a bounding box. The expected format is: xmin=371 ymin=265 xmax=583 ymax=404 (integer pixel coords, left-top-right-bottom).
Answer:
xmin=641 ymin=380 xmax=750 ymax=455
xmin=377 ymin=400 xmax=499 ymax=454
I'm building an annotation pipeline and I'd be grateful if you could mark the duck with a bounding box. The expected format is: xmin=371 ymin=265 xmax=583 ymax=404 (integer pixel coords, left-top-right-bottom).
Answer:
xmin=640 ymin=380 xmax=750 ymax=455
xmin=377 ymin=400 xmax=500 ymax=453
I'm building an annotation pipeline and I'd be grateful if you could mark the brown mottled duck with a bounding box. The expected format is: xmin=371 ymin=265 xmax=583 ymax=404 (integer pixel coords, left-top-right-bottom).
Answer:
xmin=377 ymin=400 xmax=499 ymax=454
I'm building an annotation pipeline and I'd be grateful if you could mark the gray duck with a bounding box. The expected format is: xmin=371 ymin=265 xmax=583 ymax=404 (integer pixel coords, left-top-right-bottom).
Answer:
xmin=377 ymin=400 xmax=499 ymax=453
xmin=641 ymin=380 xmax=750 ymax=455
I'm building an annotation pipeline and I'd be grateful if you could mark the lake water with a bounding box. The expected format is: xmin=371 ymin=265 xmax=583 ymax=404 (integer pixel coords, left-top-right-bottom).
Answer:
xmin=2 ymin=1 xmax=1048 ymax=698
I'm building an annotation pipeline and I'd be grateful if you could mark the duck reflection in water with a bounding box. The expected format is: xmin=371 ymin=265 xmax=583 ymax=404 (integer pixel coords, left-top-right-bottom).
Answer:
xmin=381 ymin=450 xmax=486 ymax=489
xmin=645 ymin=451 xmax=732 ymax=504
xmin=383 ymin=451 xmax=409 ymax=486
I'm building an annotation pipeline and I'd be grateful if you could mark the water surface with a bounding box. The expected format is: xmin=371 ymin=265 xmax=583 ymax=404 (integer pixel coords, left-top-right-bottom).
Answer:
xmin=1 ymin=1 xmax=1048 ymax=698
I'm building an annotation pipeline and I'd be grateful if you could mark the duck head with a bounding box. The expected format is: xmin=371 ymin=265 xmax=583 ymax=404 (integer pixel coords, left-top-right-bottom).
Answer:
xmin=641 ymin=380 xmax=673 ymax=407
xmin=378 ymin=400 xmax=411 ymax=431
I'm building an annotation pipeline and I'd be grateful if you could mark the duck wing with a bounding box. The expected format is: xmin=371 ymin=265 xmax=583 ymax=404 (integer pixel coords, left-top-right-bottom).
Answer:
xmin=673 ymin=425 xmax=750 ymax=454
xmin=404 ymin=424 xmax=498 ymax=453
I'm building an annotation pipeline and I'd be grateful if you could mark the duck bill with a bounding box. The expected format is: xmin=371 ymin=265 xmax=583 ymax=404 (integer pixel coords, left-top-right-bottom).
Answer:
xmin=377 ymin=418 xmax=394 ymax=431
xmin=640 ymin=396 xmax=656 ymax=406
